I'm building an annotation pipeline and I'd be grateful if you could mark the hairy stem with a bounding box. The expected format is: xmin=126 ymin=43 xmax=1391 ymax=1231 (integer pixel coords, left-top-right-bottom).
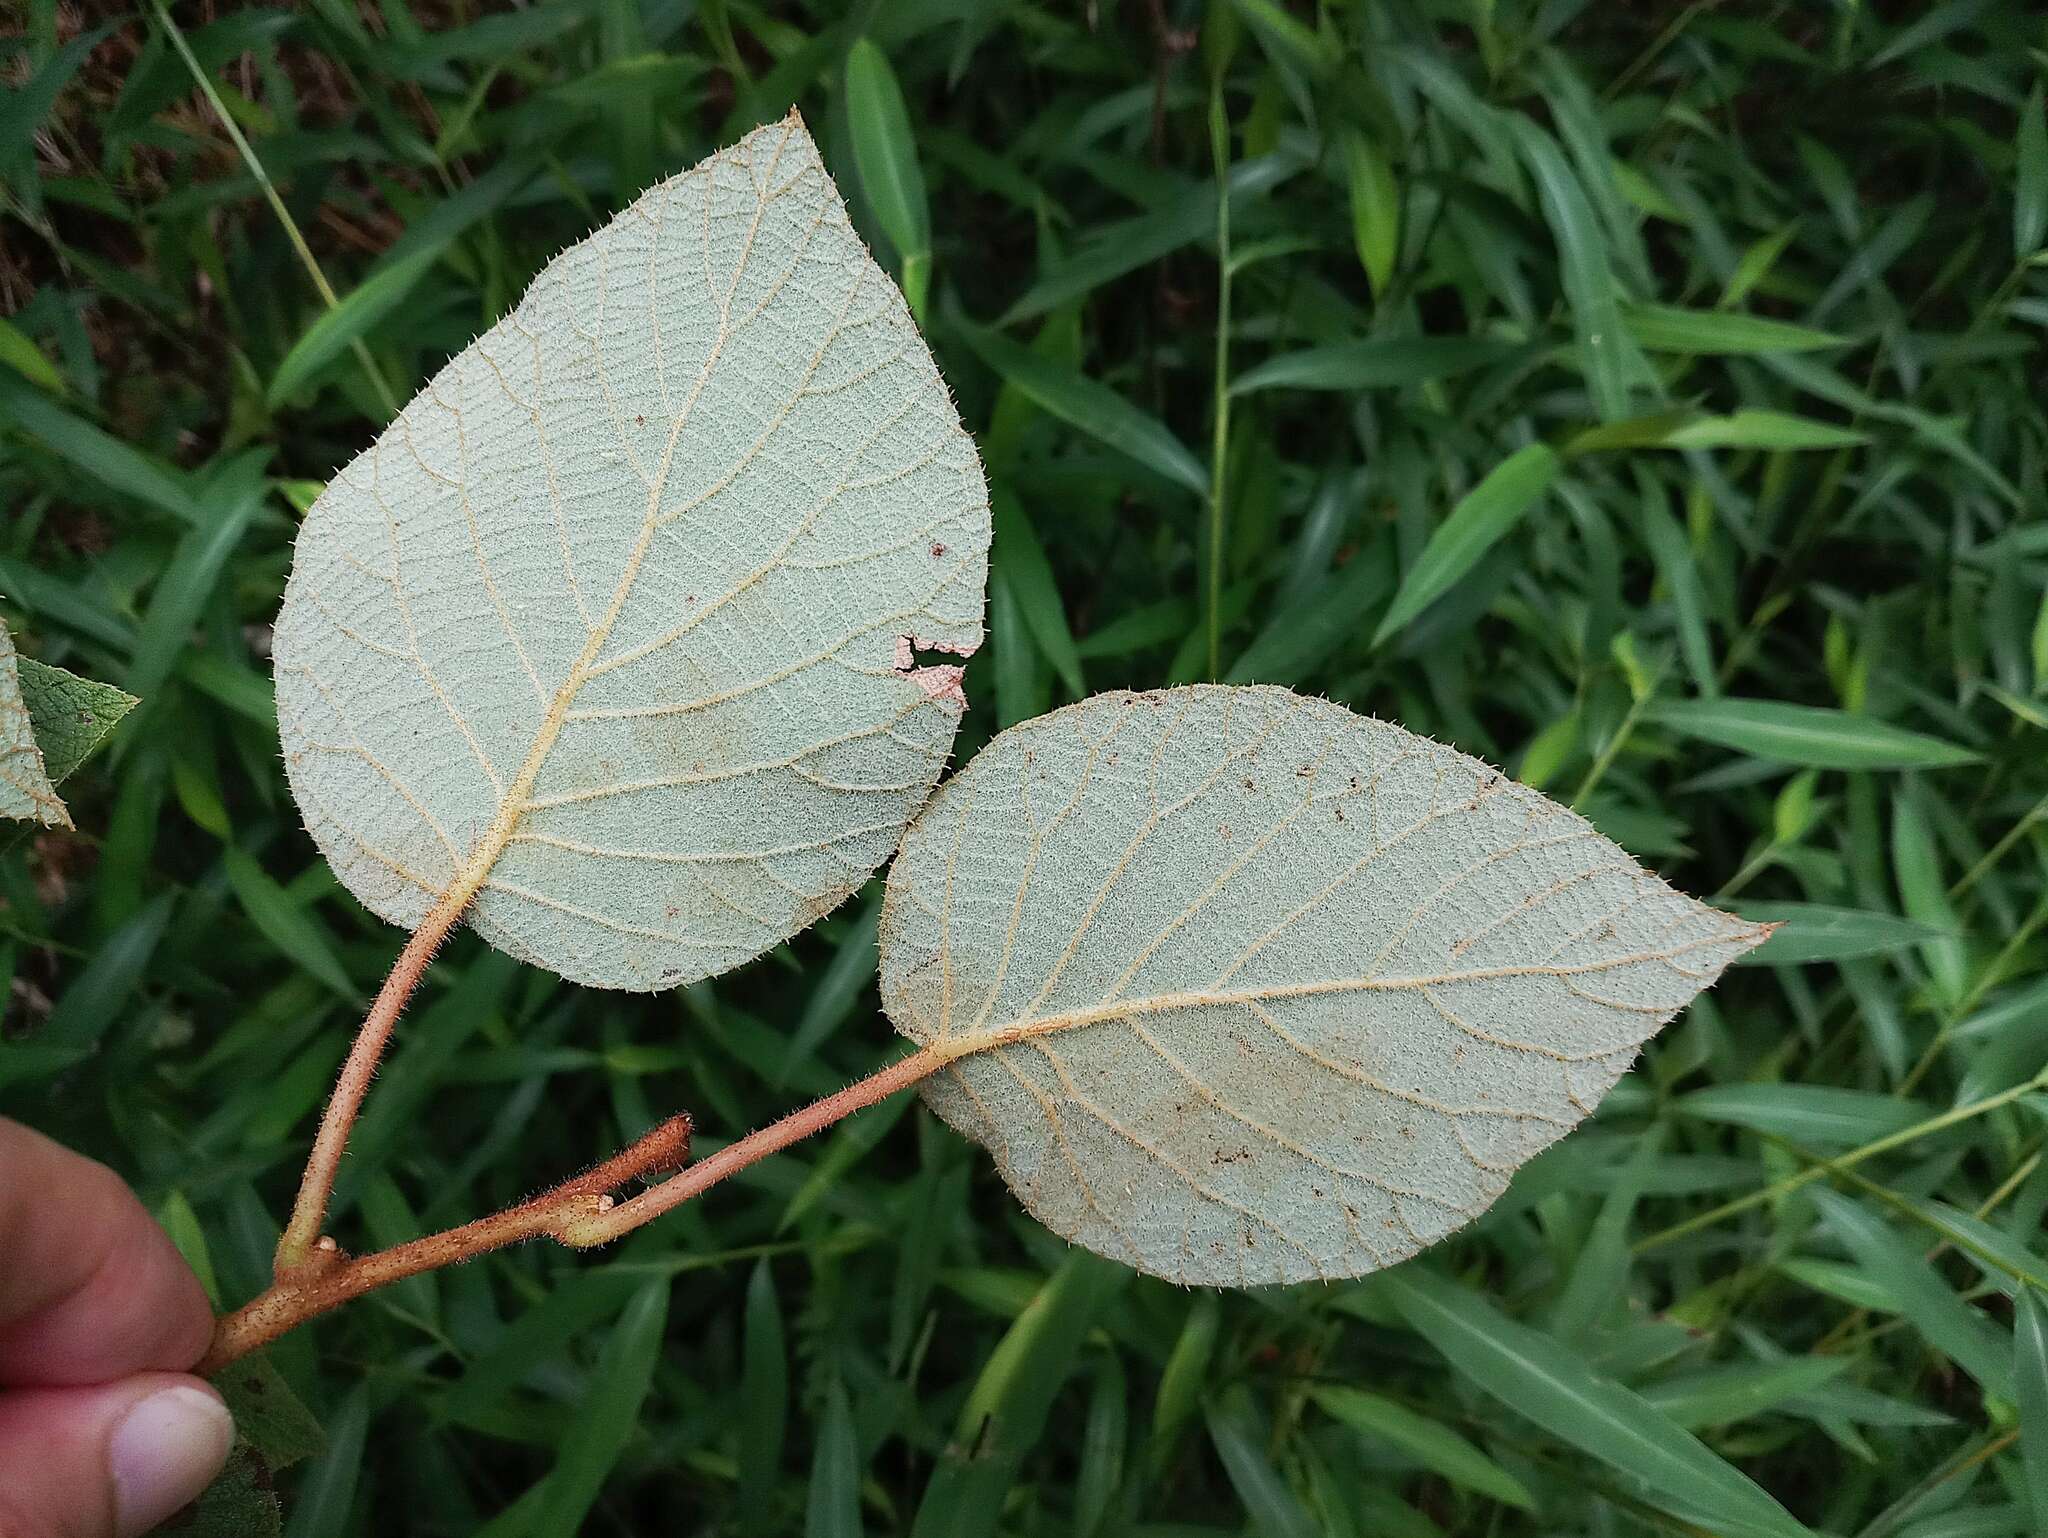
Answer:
xmin=273 ymin=905 xmax=462 ymax=1279
xmin=553 ymin=1045 xmax=946 ymax=1246
xmin=206 ymin=1051 xmax=944 ymax=1371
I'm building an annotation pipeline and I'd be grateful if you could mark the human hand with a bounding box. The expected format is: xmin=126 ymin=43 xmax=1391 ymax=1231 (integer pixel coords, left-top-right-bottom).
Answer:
xmin=0 ymin=1118 xmax=232 ymax=1537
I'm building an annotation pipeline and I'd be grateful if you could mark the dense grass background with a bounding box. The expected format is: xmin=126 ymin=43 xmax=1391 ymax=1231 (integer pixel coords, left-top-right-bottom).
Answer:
xmin=5 ymin=2 xmax=2048 ymax=1535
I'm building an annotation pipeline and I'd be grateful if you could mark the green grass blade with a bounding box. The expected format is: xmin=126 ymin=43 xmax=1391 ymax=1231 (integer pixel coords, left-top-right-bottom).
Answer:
xmin=1373 ymin=444 xmax=1559 ymax=646
xmin=845 ymin=39 xmax=931 ymax=321
xmin=1646 ymin=698 xmax=1978 ymax=770
xmin=1380 ymin=1270 xmax=1817 ymax=1538
xmin=960 ymin=323 xmax=1207 ymax=496
xmin=1308 ymin=1385 xmax=1535 ymax=1509
xmin=533 ymin=1278 xmax=671 ymax=1534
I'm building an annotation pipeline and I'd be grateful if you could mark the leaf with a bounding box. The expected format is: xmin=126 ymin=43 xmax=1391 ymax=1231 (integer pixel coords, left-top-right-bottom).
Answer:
xmin=176 ymin=1447 xmax=282 ymax=1538
xmin=0 ymin=622 xmax=72 ymax=828
xmin=1660 ymin=410 xmax=1867 ymax=450
xmin=1646 ymin=698 xmax=1978 ymax=770
xmin=805 ymin=1376 xmax=862 ymax=1538
xmin=845 ymin=38 xmax=931 ymax=319
xmin=1677 ymin=1084 xmax=1931 ymax=1147
xmin=738 ymin=1260 xmax=787 ymax=1517
xmin=878 ymin=685 xmax=1766 ymax=1285
xmin=1230 ymin=336 xmax=1519 ymax=395
xmin=1640 ymin=1357 xmax=1851 ymax=1430
xmin=1811 ymin=1189 xmax=2014 ymax=1402
xmin=270 ymin=159 xmax=537 ymax=407
xmin=1373 ymin=444 xmax=1560 ymax=646
xmin=1341 ymin=130 xmax=1399 ymax=296
xmin=0 ymin=314 xmax=66 ymax=394
xmin=1622 ymin=303 xmax=1845 ymax=356
xmin=912 ymin=1253 xmax=1124 ymax=1537
xmin=273 ymin=112 xmax=989 ymax=991
xmin=534 ymin=1278 xmax=670 ymax=1533
xmin=1732 ymin=902 xmax=1945 ymax=964
xmin=1379 ymin=1270 xmax=1817 ymax=1538
xmin=959 ymin=321 xmax=1209 ymax=496
xmin=222 ymin=849 xmax=360 ymax=1003
xmin=1513 ymin=121 xmax=1641 ymax=423
xmin=1206 ymin=1388 xmax=1319 ymax=1538
xmin=1308 ymin=1385 xmax=1536 ymax=1508
xmin=14 ymin=656 xmax=138 ymax=787
xmin=2019 ymin=84 xmax=2047 ymax=259
xmin=212 ymin=1351 xmax=327 ymax=1473
xmin=2018 ymin=1287 xmax=2048 ymax=1525
xmin=0 ymin=369 xmax=203 ymax=524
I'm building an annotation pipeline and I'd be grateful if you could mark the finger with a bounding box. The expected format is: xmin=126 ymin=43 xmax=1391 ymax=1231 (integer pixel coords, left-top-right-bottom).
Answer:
xmin=0 ymin=1372 xmax=234 ymax=1538
xmin=0 ymin=1119 xmax=213 ymax=1386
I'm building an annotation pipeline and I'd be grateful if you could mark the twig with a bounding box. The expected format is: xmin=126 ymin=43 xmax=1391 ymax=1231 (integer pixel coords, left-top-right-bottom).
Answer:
xmin=204 ymin=1051 xmax=943 ymax=1370
xmin=271 ymin=903 xmax=462 ymax=1279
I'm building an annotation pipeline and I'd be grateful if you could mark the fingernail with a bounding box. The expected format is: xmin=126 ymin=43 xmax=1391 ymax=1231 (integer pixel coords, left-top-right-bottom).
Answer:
xmin=110 ymin=1384 xmax=235 ymax=1538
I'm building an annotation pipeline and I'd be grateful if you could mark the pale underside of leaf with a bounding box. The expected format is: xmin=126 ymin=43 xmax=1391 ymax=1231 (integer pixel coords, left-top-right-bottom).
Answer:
xmin=274 ymin=113 xmax=990 ymax=990
xmin=880 ymin=685 xmax=1767 ymax=1287
xmin=0 ymin=623 xmax=71 ymax=830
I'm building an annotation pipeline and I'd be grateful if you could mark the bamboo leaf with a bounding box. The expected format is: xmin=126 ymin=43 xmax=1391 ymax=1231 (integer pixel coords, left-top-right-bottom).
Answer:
xmin=1374 ymin=444 xmax=1559 ymax=646
xmin=1380 ymin=1271 xmax=1816 ymax=1538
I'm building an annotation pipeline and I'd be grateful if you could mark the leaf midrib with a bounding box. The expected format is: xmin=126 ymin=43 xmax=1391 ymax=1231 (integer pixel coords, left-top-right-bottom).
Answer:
xmin=417 ymin=119 xmax=802 ymax=928
xmin=927 ymin=932 xmax=1737 ymax=1062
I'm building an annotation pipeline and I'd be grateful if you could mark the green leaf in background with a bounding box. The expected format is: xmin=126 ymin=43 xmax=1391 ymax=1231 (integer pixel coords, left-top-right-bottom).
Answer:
xmin=1379 ymin=1270 xmax=1817 ymax=1538
xmin=14 ymin=655 xmax=138 ymax=788
xmin=992 ymin=488 xmax=1086 ymax=698
xmin=533 ymin=1279 xmax=671 ymax=1533
xmin=1230 ymin=335 xmax=1519 ymax=394
xmin=181 ymin=1447 xmax=284 ymax=1538
xmin=804 ymin=1376 xmax=862 ymax=1538
xmin=267 ymin=249 xmax=436 ymax=409
xmin=1646 ymin=698 xmax=1978 ymax=770
xmin=1374 ymin=443 xmax=1559 ymax=645
xmin=1733 ymin=902 xmax=1946 ymax=964
xmin=739 ymin=1260 xmax=788 ymax=1518
xmin=1811 ymin=1189 xmax=2014 ymax=1402
xmin=1640 ymin=1357 xmax=1851 ymax=1430
xmin=845 ymin=38 xmax=931 ymax=320
xmin=881 ymin=685 xmax=1765 ymax=1284
xmin=269 ymin=156 xmax=535 ymax=407
xmin=1678 ymin=1084 xmax=1931 ymax=1146
xmin=1513 ymin=120 xmax=1642 ymax=422
xmin=911 ymin=1254 xmax=1123 ymax=1538
xmin=221 ymin=849 xmax=359 ymax=1003
xmin=1308 ymin=1385 xmax=1536 ymax=1509
xmin=960 ymin=322 xmax=1208 ymax=496
xmin=2018 ymin=1288 xmax=2048 ymax=1525
xmin=1341 ymin=129 xmax=1399 ymax=297
xmin=1661 ymin=410 xmax=1868 ymax=450
xmin=1622 ymin=303 xmax=1845 ymax=355
xmin=0 ymin=369 xmax=202 ymax=524
xmin=0 ymin=314 xmax=66 ymax=394
xmin=1205 ymin=1388 xmax=1319 ymax=1538
xmin=2014 ymin=83 xmax=2045 ymax=258
xmin=212 ymin=1351 xmax=328 ymax=1474
xmin=281 ymin=1386 xmax=369 ymax=1538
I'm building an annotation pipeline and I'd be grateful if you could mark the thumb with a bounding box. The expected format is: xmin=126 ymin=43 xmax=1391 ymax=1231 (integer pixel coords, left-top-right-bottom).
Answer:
xmin=0 ymin=1373 xmax=234 ymax=1538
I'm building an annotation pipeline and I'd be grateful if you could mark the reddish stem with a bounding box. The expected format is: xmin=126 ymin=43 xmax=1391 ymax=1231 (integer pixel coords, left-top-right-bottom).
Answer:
xmin=202 ymin=1049 xmax=943 ymax=1370
xmin=273 ymin=905 xmax=459 ymax=1280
